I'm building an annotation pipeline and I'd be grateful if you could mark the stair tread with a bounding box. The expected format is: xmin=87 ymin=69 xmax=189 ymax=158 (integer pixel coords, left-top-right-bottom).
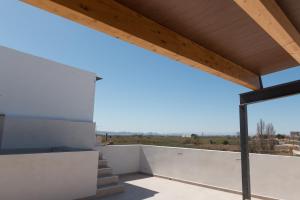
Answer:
xmin=97 ymin=175 xmax=118 ymax=186
xmin=98 ymin=168 xmax=113 ymax=177
xmin=98 ymin=160 xmax=108 ymax=168
xmin=98 ymin=168 xmax=111 ymax=171
xmin=97 ymin=183 xmax=123 ymax=189
xmin=98 ymin=174 xmax=117 ymax=179
xmin=98 ymin=167 xmax=111 ymax=170
xmin=98 ymin=167 xmax=112 ymax=172
xmin=96 ymin=184 xmax=124 ymax=197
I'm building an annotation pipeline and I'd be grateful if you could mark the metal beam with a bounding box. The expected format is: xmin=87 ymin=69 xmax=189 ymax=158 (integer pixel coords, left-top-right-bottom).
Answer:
xmin=239 ymin=105 xmax=251 ymax=200
xmin=240 ymin=80 xmax=300 ymax=105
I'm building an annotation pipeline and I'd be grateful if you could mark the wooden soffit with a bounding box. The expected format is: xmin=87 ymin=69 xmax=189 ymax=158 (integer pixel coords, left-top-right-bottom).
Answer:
xmin=23 ymin=0 xmax=300 ymax=90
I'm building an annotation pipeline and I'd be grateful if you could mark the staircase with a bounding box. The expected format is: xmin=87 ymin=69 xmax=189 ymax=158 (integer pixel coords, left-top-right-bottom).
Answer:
xmin=96 ymin=152 xmax=124 ymax=197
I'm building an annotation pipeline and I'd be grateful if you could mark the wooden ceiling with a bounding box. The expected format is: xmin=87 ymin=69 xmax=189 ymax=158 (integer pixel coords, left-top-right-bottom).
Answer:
xmin=23 ymin=0 xmax=300 ymax=90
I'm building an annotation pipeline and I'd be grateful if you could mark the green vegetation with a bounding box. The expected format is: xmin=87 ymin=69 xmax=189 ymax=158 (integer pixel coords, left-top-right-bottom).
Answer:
xmin=98 ymin=134 xmax=241 ymax=152
xmin=96 ymin=119 xmax=298 ymax=156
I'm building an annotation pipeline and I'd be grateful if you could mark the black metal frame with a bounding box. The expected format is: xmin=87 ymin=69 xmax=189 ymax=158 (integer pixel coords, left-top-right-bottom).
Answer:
xmin=0 ymin=114 xmax=5 ymax=149
xmin=239 ymin=80 xmax=300 ymax=200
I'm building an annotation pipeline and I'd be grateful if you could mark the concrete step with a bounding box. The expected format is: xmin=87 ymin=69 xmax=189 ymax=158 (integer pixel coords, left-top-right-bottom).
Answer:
xmin=98 ymin=152 xmax=103 ymax=160
xmin=98 ymin=167 xmax=113 ymax=177
xmin=96 ymin=184 xmax=124 ymax=197
xmin=98 ymin=175 xmax=119 ymax=186
xmin=98 ymin=160 xmax=107 ymax=168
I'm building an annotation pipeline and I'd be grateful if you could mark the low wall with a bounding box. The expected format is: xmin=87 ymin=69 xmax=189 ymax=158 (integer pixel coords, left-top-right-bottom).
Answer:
xmin=251 ymin=154 xmax=300 ymax=200
xmin=101 ymin=145 xmax=300 ymax=200
xmin=101 ymin=145 xmax=140 ymax=175
xmin=140 ymin=145 xmax=242 ymax=191
xmin=0 ymin=116 xmax=96 ymax=150
xmin=0 ymin=151 xmax=98 ymax=200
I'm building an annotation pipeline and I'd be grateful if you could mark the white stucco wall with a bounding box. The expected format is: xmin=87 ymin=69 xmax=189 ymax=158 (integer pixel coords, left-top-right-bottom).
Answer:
xmin=251 ymin=154 xmax=300 ymax=200
xmin=102 ymin=145 xmax=300 ymax=200
xmin=1 ymin=116 xmax=96 ymax=150
xmin=140 ymin=145 xmax=242 ymax=191
xmin=0 ymin=151 xmax=98 ymax=200
xmin=101 ymin=145 xmax=140 ymax=175
xmin=0 ymin=46 xmax=97 ymax=122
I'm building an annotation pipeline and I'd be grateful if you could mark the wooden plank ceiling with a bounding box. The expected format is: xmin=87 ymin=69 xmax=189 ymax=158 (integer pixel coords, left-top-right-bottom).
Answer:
xmin=23 ymin=0 xmax=300 ymax=90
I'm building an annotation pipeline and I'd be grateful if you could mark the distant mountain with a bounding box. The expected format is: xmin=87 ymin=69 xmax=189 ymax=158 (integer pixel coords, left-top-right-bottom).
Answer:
xmin=96 ymin=130 xmax=239 ymax=136
xmin=96 ymin=131 xmax=161 ymax=136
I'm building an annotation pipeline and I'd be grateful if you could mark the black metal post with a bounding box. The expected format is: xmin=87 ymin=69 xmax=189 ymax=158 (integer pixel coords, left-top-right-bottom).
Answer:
xmin=239 ymin=105 xmax=251 ymax=200
xmin=0 ymin=114 xmax=5 ymax=149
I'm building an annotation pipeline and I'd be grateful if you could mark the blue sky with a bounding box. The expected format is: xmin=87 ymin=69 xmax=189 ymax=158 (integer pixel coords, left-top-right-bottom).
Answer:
xmin=1 ymin=0 xmax=300 ymax=134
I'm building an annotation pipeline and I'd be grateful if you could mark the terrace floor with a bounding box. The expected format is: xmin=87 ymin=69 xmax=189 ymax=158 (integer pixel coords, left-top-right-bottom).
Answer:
xmin=101 ymin=174 xmax=262 ymax=200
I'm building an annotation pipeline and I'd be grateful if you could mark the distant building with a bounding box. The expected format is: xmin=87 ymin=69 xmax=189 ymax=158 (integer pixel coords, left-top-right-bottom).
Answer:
xmin=290 ymin=131 xmax=300 ymax=138
xmin=182 ymin=134 xmax=191 ymax=138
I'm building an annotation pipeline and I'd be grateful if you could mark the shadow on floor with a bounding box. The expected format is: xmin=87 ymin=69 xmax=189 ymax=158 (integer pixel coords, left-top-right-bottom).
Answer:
xmin=119 ymin=173 xmax=153 ymax=182
xmin=101 ymin=174 xmax=158 ymax=200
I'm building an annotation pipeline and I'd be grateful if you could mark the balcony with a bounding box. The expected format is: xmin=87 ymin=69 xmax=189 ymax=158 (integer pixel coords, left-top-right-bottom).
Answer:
xmin=97 ymin=145 xmax=300 ymax=200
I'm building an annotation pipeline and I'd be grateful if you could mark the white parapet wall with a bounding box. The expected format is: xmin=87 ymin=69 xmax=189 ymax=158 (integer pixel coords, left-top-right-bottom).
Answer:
xmin=100 ymin=145 xmax=140 ymax=175
xmin=0 ymin=116 xmax=96 ymax=150
xmin=101 ymin=145 xmax=300 ymax=200
xmin=0 ymin=151 xmax=98 ymax=200
xmin=140 ymin=145 xmax=242 ymax=191
xmin=251 ymin=153 xmax=300 ymax=200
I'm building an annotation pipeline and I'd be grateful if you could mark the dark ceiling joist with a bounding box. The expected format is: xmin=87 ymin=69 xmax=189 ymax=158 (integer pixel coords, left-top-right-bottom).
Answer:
xmin=23 ymin=0 xmax=261 ymax=90
xmin=235 ymin=0 xmax=300 ymax=64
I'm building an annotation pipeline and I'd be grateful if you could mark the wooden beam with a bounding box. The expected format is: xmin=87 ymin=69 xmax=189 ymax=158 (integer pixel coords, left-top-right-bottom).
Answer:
xmin=234 ymin=0 xmax=300 ymax=64
xmin=23 ymin=0 xmax=261 ymax=90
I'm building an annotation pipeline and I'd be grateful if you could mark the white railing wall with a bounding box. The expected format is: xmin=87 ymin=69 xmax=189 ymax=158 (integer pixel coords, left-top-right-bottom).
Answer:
xmin=101 ymin=144 xmax=300 ymax=200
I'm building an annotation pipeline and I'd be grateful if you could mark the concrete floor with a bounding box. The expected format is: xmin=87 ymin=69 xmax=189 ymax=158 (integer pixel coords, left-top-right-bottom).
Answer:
xmin=101 ymin=174 xmax=262 ymax=200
